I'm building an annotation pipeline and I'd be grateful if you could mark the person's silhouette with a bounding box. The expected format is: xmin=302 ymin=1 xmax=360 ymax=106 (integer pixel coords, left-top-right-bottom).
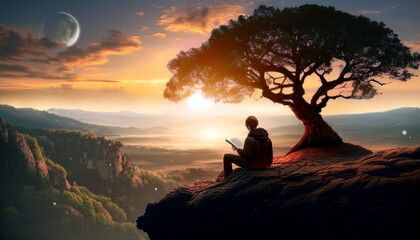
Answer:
xmin=223 ymin=116 xmax=273 ymax=178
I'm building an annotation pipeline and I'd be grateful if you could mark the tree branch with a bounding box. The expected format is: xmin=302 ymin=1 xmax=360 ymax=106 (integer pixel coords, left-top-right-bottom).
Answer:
xmin=311 ymin=61 xmax=351 ymax=107
xmin=257 ymin=70 xmax=294 ymax=106
xmin=368 ymin=79 xmax=392 ymax=86
xmin=246 ymin=53 xmax=296 ymax=82
xmin=326 ymin=94 xmax=352 ymax=100
xmin=316 ymin=92 xmax=352 ymax=110
xmin=269 ymin=84 xmax=294 ymax=91
xmin=301 ymin=62 xmax=322 ymax=84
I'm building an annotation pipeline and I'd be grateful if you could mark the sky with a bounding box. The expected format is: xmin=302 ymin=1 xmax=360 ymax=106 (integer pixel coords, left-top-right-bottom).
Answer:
xmin=1 ymin=0 xmax=420 ymax=115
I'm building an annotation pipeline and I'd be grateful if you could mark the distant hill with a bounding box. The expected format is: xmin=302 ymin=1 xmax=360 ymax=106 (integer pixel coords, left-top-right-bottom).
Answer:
xmin=2 ymin=104 xmax=420 ymax=149
xmin=48 ymin=106 xmax=420 ymax=129
xmin=0 ymin=104 xmax=96 ymax=130
xmin=0 ymin=104 xmax=160 ymax=136
xmin=48 ymin=108 xmax=172 ymax=128
xmin=326 ymin=107 xmax=420 ymax=127
xmin=267 ymin=107 xmax=420 ymax=148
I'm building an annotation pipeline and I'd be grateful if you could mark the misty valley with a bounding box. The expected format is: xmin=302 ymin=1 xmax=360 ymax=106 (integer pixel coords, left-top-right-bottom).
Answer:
xmin=1 ymin=105 xmax=420 ymax=240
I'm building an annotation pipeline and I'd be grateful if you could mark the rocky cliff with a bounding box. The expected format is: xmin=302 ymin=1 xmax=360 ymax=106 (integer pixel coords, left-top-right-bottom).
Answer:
xmin=137 ymin=144 xmax=420 ymax=240
xmin=15 ymin=126 xmax=176 ymax=221
xmin=0 ymin=119 xmax=147 ymax=240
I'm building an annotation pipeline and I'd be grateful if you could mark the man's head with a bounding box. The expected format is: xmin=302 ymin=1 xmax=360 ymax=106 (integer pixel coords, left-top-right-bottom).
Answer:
xmin=245 ymin=116 xmax=258 ymax=130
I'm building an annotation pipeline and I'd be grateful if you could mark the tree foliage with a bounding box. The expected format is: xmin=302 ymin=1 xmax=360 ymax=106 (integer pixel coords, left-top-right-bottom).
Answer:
xmin=164 ymin=4 xmax=420 ymax=113
xmin=24 ymin=134 xmax=43 ymax=160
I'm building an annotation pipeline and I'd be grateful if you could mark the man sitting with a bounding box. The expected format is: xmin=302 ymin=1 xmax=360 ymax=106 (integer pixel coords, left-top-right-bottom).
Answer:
xmin=223 ymin=116 xmax=273 ymax=178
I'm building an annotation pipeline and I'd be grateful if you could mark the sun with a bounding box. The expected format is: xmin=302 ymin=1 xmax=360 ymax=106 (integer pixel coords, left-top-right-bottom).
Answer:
xmin=187 ymin=93 xmax=214 ymax=112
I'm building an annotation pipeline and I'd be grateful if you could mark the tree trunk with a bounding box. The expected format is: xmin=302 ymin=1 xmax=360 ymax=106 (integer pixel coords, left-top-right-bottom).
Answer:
xmin=286 ymin=103 xmax=343 ymax=155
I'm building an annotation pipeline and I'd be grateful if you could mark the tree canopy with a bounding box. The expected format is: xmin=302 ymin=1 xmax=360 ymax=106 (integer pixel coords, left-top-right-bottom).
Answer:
xmin=164 ymin=4 xmax=420 ymax=114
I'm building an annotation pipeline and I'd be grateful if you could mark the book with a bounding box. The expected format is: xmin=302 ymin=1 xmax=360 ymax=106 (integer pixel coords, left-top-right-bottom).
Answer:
xmin=225 ymin=137 xmax=244 ymax=149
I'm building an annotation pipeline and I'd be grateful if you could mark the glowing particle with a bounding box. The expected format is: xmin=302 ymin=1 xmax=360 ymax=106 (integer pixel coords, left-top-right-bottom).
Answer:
xmin=402 ymin=130 xmax=407 ymax=135
xmin=154 ymin=188 xmax=158 ymax=191
xmin=53 ymin=202 xmax=56 ymax=206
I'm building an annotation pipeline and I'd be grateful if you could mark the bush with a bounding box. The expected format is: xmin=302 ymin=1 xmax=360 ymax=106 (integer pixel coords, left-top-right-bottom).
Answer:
xmin=47 ymin=160 xmax=67 ymax=178
xmin=103 ymin=200 xmax=127 ymax=222
xmin=63 ymin=190 xmax=83 ymax=208
xmin=85 ymin=131 xmax=97 ymax=139
xmin=96 ymin=213 xmax=113 ymax=225
xmin=47 ymin=160 xmax=68 ymax=190
xmin=80 ymin=196 xmax=95 ymax=219
xmin=3 ymin=206 xmax=19 ymax=221
xmin=24 ymin=134 xmax=43 ymax=160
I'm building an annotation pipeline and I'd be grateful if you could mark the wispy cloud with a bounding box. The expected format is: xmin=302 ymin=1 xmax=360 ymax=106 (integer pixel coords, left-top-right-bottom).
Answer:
xmin=0 ymin=25 xmax=141 ymax=80
xmin=358 ymin=4 xmax=398 ymax=15
xmin=151 ymin=32 xmax=167 ymax=39
xmin=130 ymin=79 xmax=168 ymax=84
xmin=136 ymin=11 xmax=144 ymax=16
xmin=404 ymin=40 xmax=420 ymax=52
xmin=0 ymin=62 xmax=77 ymax=80
xmin=80 ymin=79 xmax=120 ymax=83
xmin=0 ymin=25 xmax=62 ymax=61
xmin=54 ymin=29 xmax=141 ymax=66
xmin=0 ymin=82 xmax=33 ymax=89
xmin=158 ymin=2 xmax=245 ymax=34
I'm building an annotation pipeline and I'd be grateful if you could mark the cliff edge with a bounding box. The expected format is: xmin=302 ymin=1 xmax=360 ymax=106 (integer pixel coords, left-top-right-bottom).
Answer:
xmin=137 ymin=144 xmax=420 ymax=240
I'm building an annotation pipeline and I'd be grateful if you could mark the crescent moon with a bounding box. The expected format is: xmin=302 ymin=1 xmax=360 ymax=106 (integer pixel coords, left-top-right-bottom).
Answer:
xmin=57 ymin=11 xmax=80 ymax=47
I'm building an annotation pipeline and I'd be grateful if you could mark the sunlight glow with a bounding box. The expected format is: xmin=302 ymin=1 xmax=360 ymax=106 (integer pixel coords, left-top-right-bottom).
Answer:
xmin=187 ymin=93 xmax=214 ymax=112
xmin=200 ymin=128 xmax=224 ymax=139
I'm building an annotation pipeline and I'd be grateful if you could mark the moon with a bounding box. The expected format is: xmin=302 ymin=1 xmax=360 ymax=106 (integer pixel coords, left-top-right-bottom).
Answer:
xmin=42 ymin=12 xmax=80 ymax=47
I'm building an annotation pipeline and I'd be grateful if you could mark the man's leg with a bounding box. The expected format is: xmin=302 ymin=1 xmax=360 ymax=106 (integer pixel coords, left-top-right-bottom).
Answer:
xmin=223 ymin=154 xmax=248 ymax=177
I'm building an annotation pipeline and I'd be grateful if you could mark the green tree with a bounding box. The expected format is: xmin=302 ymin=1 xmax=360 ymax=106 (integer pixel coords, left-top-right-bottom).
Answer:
xmin=164 ymin=5 xmax=420 ymax=153
xmin=24 ymin=134 xmax=43 ymax=160
xmin=85 ymin=131 xmax=97 ymax=139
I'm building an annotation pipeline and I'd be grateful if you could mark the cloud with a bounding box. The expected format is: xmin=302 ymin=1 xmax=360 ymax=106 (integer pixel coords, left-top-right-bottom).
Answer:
xmin=60 ymin=83 xmax=74 ymax=91
xmin=404 ymin=40 xmax=420 ymax=52
xmin=151 ymin=32 xmax=167 ymax=39
xmin=0 ymin=62 xmax=77 ymax=80
xmin=158 ymin=2 xmax=245 ymax=34
xmin=0 ymin=25 xmax=141 ymax=80
xmin=43 ymin=83 xmax=74 ymax=93
xmin=358 ymin=4 xmax=398 ymax=15
xmin=0 ymin=24 xmax=62 ymax=61
xmin=132 ymin=79 xmax=168 ymax=84
xmin=80 ymin=79 xmax=120 ymax=83
xmin=53 ymin=29 xmax=142 ymax=66
xmin=0 ymin=82 xmax=32 ymax=89
xmin=136 ymin=11 xmax=144 ymax=16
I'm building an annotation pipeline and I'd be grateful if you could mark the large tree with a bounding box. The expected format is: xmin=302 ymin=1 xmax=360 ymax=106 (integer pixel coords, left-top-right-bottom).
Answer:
xmin=164 ymin=5 xmax=420 ymax=154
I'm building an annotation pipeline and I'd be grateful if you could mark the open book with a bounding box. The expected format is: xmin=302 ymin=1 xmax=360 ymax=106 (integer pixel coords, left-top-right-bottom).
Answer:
xmin=225 ymin=137 xmax=244 ymax=149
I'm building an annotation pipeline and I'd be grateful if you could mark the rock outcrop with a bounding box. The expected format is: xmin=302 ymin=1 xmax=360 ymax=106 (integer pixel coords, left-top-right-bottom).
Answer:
xmin=137 ymin=144 xmax=420 ymax=240
xmin=14 ymin=126 xmax=175 ymax=221
xmin=0 ymin=119 xmax=147 ymax=240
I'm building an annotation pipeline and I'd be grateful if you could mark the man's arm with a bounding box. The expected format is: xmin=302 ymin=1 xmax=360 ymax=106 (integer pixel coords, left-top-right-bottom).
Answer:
xmin=237 ymin=137 xmax=254 ymax=160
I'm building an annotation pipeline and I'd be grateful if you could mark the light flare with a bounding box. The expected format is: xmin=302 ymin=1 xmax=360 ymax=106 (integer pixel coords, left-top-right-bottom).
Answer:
xmin=187 ymin=93 xmax=214 ymax=112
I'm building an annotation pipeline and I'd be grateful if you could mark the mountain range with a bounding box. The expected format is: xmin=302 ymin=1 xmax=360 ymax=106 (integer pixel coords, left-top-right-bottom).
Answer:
xmin=0 ymin=105 xmax=166 ymax=136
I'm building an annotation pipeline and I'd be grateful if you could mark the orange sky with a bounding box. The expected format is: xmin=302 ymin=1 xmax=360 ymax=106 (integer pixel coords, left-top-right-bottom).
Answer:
xmin=1 ymin=0 xmax=420 ymax=116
